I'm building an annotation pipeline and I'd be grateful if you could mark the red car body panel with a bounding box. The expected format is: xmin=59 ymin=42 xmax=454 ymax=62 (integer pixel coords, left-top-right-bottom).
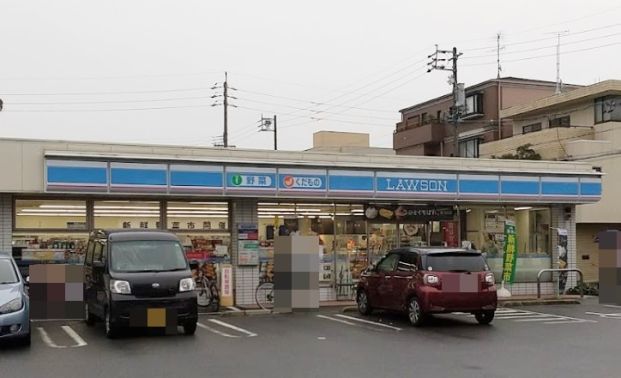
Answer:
xmin=358 ymin=248 xmax=498 ymax=315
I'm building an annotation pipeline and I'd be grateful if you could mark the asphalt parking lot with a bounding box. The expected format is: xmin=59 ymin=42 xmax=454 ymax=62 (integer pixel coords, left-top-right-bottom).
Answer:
xmin=1 ymin=297 xmax=620 ymax=378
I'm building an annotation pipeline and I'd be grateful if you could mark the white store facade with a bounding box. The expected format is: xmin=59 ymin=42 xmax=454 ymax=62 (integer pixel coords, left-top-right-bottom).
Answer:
xmin=0 ymin=137 xmax=603 ymax=305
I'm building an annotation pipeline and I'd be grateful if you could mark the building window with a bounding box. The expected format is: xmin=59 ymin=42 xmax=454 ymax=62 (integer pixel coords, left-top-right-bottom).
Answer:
xmin=595 ymin=96 xmax=621 ymax=123
xmin=459 ymin=138 xmax=480 ymax=158
xmin=523 ymin=123 xmax=542 ymax=134
xmin=421 ymin=112 xmax=429 ymax=125
xmin=465 ymin=93 xmax=483 ymax=115
xmin=549 ymin=115 xmax=570 ymax=128
xmin=14 ymin=199 xmax=87 ymax=230
xmin=436 ymin=110 xmax=442 ymax=121
xmin=94 ymin=200 xmax=161 ymax=230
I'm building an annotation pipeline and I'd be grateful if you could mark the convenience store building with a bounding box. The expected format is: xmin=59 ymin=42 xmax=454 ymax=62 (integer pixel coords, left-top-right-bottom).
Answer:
xmin=0 ymin=137 xmax=603 ymax=305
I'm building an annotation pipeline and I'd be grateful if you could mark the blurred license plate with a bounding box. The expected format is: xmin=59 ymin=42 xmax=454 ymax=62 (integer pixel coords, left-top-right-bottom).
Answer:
xmin=147 ymin=308 xmax=166 ymax=327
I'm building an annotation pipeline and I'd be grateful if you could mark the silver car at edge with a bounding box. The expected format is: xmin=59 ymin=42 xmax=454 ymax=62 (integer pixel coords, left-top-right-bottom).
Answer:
xmin=0 ymin=254 xmax=30 ymax=346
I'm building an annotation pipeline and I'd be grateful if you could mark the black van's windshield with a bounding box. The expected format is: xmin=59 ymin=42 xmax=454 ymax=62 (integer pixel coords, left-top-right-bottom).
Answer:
xmin=110 ymin=240 xmax=188 ymax=272
xmin=423 ymin=252 xmax=488 ymax=272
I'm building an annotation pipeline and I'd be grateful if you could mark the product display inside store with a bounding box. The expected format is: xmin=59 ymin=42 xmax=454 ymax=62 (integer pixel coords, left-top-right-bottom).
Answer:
xmin=12 ymin=199 xmax=232 ymax=286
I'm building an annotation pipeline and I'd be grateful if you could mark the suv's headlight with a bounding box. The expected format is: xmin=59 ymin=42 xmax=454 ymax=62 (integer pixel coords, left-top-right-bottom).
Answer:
xmin=485 ymin=273 xmax=495 ymax=285
xmin=179 ymin=278 xmax=195 ymax=292
xmin=110 ymin=280 xmax=131 ymax=294
xmin=0 ymin=297 xmax=23 ymax=314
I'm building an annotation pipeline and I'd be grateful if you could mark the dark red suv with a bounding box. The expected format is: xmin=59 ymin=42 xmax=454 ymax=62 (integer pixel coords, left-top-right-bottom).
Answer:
xmin=356 ymin=247 xmax=497 ymax=326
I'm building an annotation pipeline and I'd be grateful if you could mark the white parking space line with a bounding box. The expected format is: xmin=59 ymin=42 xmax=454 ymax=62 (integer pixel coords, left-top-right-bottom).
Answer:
xmin=604 ymin=305 xmax=621 ymax=309
xmin=334 ymin=314 xmax=402 ymax=331
xmin=543 ymin=320 xmax=590 ymax=324
xmin=37 ymin=327 xmax=65 ymax=348
xmin=197 ymin=322 xmax=239 ymax=338
xmin=514 ymin=317 xmax=565 ymax=322
xmin=61 ymin=326 xmax=87 ymax=347
xmin=207 ymin=319 xmax=257 ymax=337
xmin=227 ymin=306 xmax=242 ymax=312
xmin=495 ymin=314 xmax=552 ymax=319
xmin=317 ymin=314 xmax=358 ymax=326
xmin=586 ymin=311 xmax=621 ymax=319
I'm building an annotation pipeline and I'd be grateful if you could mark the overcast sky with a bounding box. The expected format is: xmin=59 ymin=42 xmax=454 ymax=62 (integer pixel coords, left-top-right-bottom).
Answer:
xmin=0 ymin=0 xmax=619 ymax=151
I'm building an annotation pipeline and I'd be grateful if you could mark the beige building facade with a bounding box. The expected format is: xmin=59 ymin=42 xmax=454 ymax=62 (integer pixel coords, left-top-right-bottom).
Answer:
xmin=481 ymin=80 xmax=621 ymax=282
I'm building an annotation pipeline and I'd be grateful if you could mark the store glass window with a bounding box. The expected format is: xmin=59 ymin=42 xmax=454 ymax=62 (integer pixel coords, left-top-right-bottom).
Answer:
xmin=464 ymin=205 xmax=552 ymax=282
xmin=94 ymin=200 xmax=160 ymax=230
xmin=12 ymin=231 xmax=89 ymax=272
xmin=166 ymin=201 xmax=231 ymax=287
xmin=15 ymin=199 xmax=87 ymax=230
xmin=334 ymin=204 xmax=367 ymax=297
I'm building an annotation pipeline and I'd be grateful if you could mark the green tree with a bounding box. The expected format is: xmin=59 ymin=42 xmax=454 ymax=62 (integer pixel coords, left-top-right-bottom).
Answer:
xmin=494 ymin=144 xmax=542 ymax=160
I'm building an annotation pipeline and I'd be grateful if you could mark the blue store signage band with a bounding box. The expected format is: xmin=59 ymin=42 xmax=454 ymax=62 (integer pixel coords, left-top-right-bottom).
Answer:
xmin=44 ymin=158 xmax=602 ymax=203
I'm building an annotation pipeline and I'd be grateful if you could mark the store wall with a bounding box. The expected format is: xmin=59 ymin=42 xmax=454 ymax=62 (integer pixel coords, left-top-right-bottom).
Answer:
xmin=575 ymin=223 xmax=621 ymax=283
xmin=231 ymin=199 xmax=259 ymax=306
xmin=0 ymin=194 xmax=12 ymax=253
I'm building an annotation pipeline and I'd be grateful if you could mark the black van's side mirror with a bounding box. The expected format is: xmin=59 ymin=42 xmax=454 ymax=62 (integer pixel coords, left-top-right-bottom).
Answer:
xmin=92 ymin=261 xmax=105 ymax=270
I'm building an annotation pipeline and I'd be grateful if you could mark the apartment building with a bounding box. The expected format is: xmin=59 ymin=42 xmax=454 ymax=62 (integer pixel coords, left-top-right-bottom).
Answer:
xmin=480 ymin=80 xmax=621 ymax=283
xmin=393 ymin=77 xmax=581 ymax=157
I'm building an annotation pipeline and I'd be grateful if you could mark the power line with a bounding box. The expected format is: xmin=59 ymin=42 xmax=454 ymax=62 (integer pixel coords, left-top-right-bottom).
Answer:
xmin=8 ymin=95 xmax=212 ymax=105
xmin=463 ymin=30 xmax=621 ymax=60
xmin=234 ymin=97 xmax=395 ymax=121
xmin=462 ymin=40 xmax=621 ymax=67
xmin=4 ymin=104 xmax=212 ymax=112
xmin=0 ymin=87 xmax=211 ymax=96
xmin=234 ymin=88 xmax=395 ymax=113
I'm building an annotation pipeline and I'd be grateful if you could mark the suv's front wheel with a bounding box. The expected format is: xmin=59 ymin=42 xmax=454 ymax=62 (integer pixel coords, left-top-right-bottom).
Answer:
xmin=357 ymin=290 xmax=373 ymax=315
xmin=408 ymin=297 xmax=426 ymax=327
xmin=474 ymin=310 xmax=495 ymax=325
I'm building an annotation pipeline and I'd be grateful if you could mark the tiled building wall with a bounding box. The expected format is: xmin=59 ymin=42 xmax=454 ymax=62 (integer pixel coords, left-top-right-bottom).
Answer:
xmin=0 ymin=194 xmax=12 ymax=254
xmin=231 ymin=199 xmax=259 ymax=307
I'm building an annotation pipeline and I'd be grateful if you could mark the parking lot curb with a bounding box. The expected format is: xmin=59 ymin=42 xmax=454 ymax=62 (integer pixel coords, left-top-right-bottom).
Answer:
xmin=342 ymin=306 xmax=358 ymax=313
xmin=201 ymin=309 xmax=273 ymax=317
xmin=500 ymin=299 xmax=581 ymax=307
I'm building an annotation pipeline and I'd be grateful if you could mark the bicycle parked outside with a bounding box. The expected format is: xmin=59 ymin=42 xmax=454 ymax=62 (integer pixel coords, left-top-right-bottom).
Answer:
xmin=190 ymin=260 xmax=220 ymax=312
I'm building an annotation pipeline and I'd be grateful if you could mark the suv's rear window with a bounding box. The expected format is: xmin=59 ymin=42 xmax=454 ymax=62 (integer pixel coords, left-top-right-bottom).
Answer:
xmin=423 ymin=253 xmax=488 ymax=272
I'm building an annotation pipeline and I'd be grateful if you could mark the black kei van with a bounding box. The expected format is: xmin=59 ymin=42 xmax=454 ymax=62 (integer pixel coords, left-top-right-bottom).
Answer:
xmin=83 ymin=230 xmax=198 ymax=338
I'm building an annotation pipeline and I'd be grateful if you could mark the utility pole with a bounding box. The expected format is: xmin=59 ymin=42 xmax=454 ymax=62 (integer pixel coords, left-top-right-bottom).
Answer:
xmin=211 ymin=72 xmax=237 ymax=147
xmin=427 ymin=45 xmax=464 ymax=157
xmin=259 ymin=114 xmax=278 ymax=150
xmin=223 ymin=72 xmax=228 ymax=147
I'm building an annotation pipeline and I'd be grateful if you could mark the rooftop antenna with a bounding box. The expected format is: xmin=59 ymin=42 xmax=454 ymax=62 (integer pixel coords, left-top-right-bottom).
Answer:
xmin=549 ymin=30 xmax=570 ymax=94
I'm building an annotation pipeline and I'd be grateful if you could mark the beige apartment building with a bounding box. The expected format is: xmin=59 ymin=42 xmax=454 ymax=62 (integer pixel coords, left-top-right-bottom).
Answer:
xmin=394 ymin=77 xmax=581 ymax=157
xmin=480 ymin=80 xmax=621 ymax=283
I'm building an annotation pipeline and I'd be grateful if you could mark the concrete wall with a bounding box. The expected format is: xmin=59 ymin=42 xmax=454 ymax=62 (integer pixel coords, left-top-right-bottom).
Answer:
xmin=479 ymin=127 xmax=594 ymax=160
xmin=576 ymin=154 xmax=621 ymax=223
xmin=574 ymin=223 xmax=621 ymax=283
xmin=313 ymin=131 xmax=369 ymax=148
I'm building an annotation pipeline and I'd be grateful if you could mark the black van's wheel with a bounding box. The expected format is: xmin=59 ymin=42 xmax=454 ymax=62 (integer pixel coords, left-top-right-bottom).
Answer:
xmin=104 ymin=308 xmax=119 ymax=339
xmin=475 ymin=310 xmax=495 ymax=325
xmin=84 ymin=303 xmax=96 ymax=326
xmin=408 ymin=297 xmax=426 ymax=327
xmin=357 ymin=290 xmax=373 ymax=315
xmin=183 ymin=321 xmax=197 ymax=336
